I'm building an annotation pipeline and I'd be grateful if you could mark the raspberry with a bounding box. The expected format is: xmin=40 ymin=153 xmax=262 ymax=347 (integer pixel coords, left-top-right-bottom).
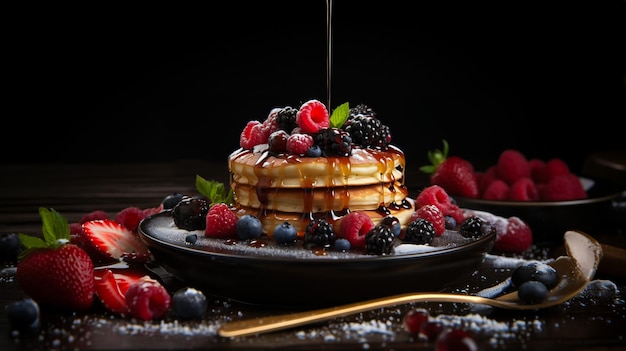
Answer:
xmin=114 ymin=207 xmax=147 ymax=232
xmin=477 ymin=166 xmax=498 ymax=195
xmin=296 ymin=99 xmax=329 ymax=134
xmin=494 ymin=216 xmax=532 ymax=253
xmin=508 ymin=177 xmax=539 ymax=201
xmin=125 ymin=277 xmax=171 ymax=321
xmin=79 ymin=210 xmax=109 ymax=224
xmin=482 ymin=179 xmax=509 ymax=200
xmin=539 ymin=173 xmax=587 ymax=201
xmin=445 ymin=203 xmax=466 ymax=226
xmin=205 ymin=203 xmax=238 ymax=238
xmin=239 ymin=120 xmax=267 ymax=149
xmin=528 ymin=158 xmax=547 ymax=183
xmin=415 ymin=185 xmax=452 ymax=215
xmin=403 ymin=308 xmax=430 ymax=334
xmin=436 ymin=329 xmax=478 ymax=351
xmin=286 ymin=133 xmax=314 ymax=155
xmin=414 ymin=204 xmax=445 ymax=236
xmin=496 ymin=149 xmax=530 ymax=185
xmin=338 ymin=211 xmax=376 ymax=249
xmin=544 ymin=158 xmax=570 ymax=179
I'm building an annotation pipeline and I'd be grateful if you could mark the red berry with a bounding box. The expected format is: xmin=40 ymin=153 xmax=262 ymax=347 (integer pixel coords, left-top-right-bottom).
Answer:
xmin=125 ymin=277 xmax=171 ymax=321
xmin=431 ymin=156 xmax=479 ymax=198
xmin=79 ymin=210 xmax=110 ymax=224
xmin=205 ymin=203 xmax=238 ymax=238
xmin=296 ymin=99 xmax=329 ymax=134
xmin=338 ymin=211 xmax=376 ymax=249
xmin=415 ymin=204 xmax=445 ymax=236
xmin=239 ymin=120 xmax=267 ymax=149
xmin=436 ymin=329 xmax=478 ymax=351
xmin=422 ymin=321 xmax=444 ymax=341
xmin=286 ymin=133 xmax=314 ymax=155
xmin=539 ymin=173 xmax=587 ymax=201
xmin=507 ymin=177 xmax=539 ymax=201
xmin=115 ymin=207 xmax=148 ymax=232
xmin=494 ymin=216 xmax=533 ymax=253
xmin=403 ymin=308 xmax=430 ymax=334
xmin=496 ymin=149 xmax=530 ymax=185
xmin=477 ymin=166 xmax=498 ymax=195
xmin=415 ymin=185 xmax=452 ymax=215
xmin=268 ymin=130 xmax=289 ymax=153
xmin=482 ymin=179 xmax=509 ymax=200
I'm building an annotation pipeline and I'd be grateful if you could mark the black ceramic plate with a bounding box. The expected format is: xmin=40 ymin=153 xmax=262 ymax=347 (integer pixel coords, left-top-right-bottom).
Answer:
xmin=138 ymin=211 xmax=496 ymax=308
xmin=454 ymin=177 xmax=623 ymax=244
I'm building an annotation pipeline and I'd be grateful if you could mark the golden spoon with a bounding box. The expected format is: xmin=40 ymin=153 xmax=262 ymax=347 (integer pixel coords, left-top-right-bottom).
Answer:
xmin=218 ymin=230 xmax=602 ymax=338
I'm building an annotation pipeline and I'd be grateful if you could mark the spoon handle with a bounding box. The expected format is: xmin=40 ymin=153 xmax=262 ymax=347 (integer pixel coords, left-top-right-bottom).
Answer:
xmin=218 ymin=292 xmax=494 ymax=337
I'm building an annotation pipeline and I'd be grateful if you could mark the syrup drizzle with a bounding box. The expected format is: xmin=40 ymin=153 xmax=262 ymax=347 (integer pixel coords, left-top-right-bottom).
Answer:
xmin=326 ymin=0 xmax=333 ymax=110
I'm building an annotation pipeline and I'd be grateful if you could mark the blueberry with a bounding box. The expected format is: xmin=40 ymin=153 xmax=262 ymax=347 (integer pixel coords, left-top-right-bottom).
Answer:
xmin=185 ymin=234 xmax=198 ymax=244
xmin=273 ymin=222 xmax=297 ymax=244
xmin=0 ymin=233 xmax=22 ymax=263
xmin=334 ymin=238 xmax=351 ymax=251
xmin=6 ymin=298 xmax=40 ymax=331
xmin=517 ymin=280 xmax=548 ymax=304
xmin=172 ymin=287 xmax=207 ymax=320
xmin=443 ymin=215 xmax=456 ymax=230
xmin=305 ymin=145 xmax=322 ymax=157
xmin=511 ymin=262 xmax=559 ymax=289
xmin=162 ymin=193 xmax=185 ymax=210
xmin=236 ymin=214 xmax=263 ymax=240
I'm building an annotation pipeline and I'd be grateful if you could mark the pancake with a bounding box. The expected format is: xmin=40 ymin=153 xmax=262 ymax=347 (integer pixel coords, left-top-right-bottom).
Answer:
xmin=227 ymin=101 xmax=414 ymax=239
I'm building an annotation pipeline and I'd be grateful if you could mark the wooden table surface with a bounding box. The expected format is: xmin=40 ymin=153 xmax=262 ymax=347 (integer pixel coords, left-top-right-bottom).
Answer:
xmin=1 ymin=160 xmax=625 ymax=351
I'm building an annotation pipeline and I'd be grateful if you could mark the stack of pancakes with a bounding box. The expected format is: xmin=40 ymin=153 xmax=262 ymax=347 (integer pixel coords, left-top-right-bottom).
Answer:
xmin=228 ymin=144 xmax=415 ymax=236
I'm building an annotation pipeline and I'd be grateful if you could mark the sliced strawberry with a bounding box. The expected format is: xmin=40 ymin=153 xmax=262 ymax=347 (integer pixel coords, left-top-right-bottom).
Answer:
xmin=94 ymin=268 xmax=146 ymax=315
xmin=82 ymin=219 xmax=152 ymax=263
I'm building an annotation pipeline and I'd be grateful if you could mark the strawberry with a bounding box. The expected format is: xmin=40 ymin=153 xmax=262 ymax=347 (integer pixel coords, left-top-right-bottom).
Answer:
xmin=93 ymin=268 xmax=145 ymax=315
xmin=16 ymin=208 xmax=95 ymax=311
xmin=81 ymin=219 xmax=152 ymax=263
xmin=296 ymin=99 xmax=330 ymax=134
xmin=420 ymin=140 xmax=479 ymax=198
xmin=495 ymin=149 xmax=530 ymax=185
xmin=205 ymin=203 xmax=238 ymax=238
xmin=338 ymin=211 xmax=376 ymax=249
xmin=493 ymin=216 xmax=533 ymax=253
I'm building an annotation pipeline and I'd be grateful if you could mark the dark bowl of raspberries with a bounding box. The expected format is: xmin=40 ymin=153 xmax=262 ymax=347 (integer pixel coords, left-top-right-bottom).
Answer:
xmin=424 ymin=148 xmax=624 ymax=245
xmin=420 ymin=144 xmax=626 ymax=246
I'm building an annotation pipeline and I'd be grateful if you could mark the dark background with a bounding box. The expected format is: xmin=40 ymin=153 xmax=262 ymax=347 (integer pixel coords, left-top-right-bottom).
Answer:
xmin=4 ymin=1 xmax=625 ymax=174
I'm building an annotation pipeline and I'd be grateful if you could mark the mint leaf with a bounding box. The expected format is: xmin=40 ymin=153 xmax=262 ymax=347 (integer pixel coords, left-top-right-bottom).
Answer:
xmin=196 ymin=175 xmax=234 ymax=205
xmin=329 ymin=102 xmax=350 ymax=128
xmin=39 ymin=207 xmax=70 ymax=244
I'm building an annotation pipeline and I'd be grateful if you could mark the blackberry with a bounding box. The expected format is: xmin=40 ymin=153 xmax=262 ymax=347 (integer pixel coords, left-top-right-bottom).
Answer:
xmin=403 ymin=218 xmax=435 ymax=245
xmin=459 ymin=216 xmax=489 ymax=238
xmin=276 ymin=106 xmax=298 ymax=133
xmin=304 ymin=218 xmax=336 ymax=248
xmin=365 ymin=224 xmax=395 ymax=255
xmin=172 ymin=196 xmax=209 ymax=231
xmin=313 ymin=128 xmax=352 ymax=156
xmin=349 ymin=104 xmax=377 ymax=118
xmin=341 ymin=115 xmax=391 ymax=150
